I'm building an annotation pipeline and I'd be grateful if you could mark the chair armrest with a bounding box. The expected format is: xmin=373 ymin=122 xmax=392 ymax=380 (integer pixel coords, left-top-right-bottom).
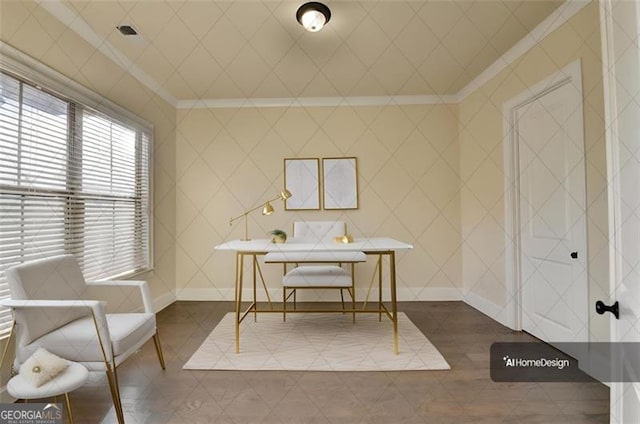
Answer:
xmin=0 ymin=299 xmax=104 ymax=309
xmin=86 ymin=280 xmax=153 ymax=313
xmin=0 ymin=299 xmax=113 ymax=361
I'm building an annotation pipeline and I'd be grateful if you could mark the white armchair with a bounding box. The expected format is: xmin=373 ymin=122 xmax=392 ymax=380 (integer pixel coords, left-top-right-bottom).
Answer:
xmin=0 ymin=255 xmax=165 ymax=424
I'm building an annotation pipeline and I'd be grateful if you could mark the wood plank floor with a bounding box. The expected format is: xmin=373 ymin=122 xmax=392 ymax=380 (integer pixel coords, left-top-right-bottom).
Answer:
xmin=67 ymin=301 xmax=609 ymax=423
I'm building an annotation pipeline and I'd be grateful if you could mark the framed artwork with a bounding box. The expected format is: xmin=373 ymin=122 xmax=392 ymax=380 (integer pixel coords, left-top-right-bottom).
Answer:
xmin=322 ymin=157 xmax=358 ymax=210
xmin=284 ymin=158 xmax=320 ymax=210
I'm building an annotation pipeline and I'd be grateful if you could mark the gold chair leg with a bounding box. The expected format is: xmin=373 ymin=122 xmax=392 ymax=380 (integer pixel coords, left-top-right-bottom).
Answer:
xmin=105 ymin=367 xmax=124 ymax=424
xmin=153 ymin=332 xmax=166 ymax=370
xmin=283 ymin=287 xmax=287 ymax=322
xmin=351 ymin=287 xmax=356 ymax=324
xmin=64 ymin=393 xmax=74 ymax=424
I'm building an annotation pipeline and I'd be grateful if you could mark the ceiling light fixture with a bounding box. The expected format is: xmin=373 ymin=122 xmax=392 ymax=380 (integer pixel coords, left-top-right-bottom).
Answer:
xmin=296 ymin=2 xmax=331 ymax=32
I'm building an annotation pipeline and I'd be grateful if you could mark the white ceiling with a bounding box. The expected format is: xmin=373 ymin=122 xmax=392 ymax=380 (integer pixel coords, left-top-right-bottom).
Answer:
xmin=57 ymin=0 xmax=564 ymax=102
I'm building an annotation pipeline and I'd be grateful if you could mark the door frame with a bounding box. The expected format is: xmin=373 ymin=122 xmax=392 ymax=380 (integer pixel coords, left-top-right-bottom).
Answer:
xmin=501 ymin=59 xmax=586 ymax=333
xmin=600 ymin=0 xmax=640 ymax=421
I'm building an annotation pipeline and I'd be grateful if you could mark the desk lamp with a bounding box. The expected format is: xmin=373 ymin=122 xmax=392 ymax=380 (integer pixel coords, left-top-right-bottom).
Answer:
xmin=229 ymin=189 xmax=292 ymax=241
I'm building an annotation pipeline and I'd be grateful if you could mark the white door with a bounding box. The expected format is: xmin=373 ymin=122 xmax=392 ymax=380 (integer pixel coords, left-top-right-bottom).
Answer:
xmin=516 ymin=77 xmax=588 ymax=344
xmin=601 ymin=0 xmax=640 ymax=422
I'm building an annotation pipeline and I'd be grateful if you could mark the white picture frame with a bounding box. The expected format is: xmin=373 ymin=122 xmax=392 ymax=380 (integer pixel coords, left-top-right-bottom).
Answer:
xmin=284 ymin=158 xmax=320 ymax=210
xmin=322 ymin=157 xmax=358 ymax=210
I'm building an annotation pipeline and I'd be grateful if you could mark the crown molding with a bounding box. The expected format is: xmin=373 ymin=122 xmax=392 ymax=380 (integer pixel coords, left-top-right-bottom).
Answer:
xmin=456 ymin=0 xmax=590 ymax=102
xmin=176 ymin=94 xmax=458 ymax=109
xmin=37 ymin=0 xmax=177 ymax=107
xmin=38 ymin=0 xmax=589 ymax=109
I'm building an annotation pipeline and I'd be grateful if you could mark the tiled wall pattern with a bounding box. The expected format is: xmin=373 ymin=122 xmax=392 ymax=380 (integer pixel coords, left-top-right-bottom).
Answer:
xmin=0 ymin=1 xmax=610 ymax=341
xmin=175 ymin=103 xmax=462 ymax=301
xmin=458 ymin=3 xmax=609 ymax=340
xmin=0 ymin=1 xmax=178 ymax=310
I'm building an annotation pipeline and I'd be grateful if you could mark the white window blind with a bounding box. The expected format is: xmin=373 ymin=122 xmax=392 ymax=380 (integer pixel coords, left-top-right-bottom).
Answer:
xmin=0 ymin=70 xmax=152 ymax=337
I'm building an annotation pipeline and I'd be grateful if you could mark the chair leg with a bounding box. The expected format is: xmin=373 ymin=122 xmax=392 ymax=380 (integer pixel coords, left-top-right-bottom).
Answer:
xmin=283 ymin=287 xmax=287 ymax=322
xmin=105 ymin=367 xmax=125 ymax=424
xmin=293 ymin=289 xmax=297 ymax=310
xmin=153 ymin=332 xmax=166 ymax=370
xmin=64 ymin=393 xmax=74 ymax=424
xmin=340 ymin=289 xmax=345 ymax=314
xmin=352 ymin=287 xmax=356 ymax=323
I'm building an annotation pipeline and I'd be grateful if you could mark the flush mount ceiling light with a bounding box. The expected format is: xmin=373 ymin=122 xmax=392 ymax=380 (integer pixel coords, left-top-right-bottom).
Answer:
xmin=296 ymin=2 xmax=331 ymax=32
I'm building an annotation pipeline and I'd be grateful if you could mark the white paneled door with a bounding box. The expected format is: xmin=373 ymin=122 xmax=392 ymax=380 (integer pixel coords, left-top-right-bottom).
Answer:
xmin=515 ymin=74 xmax=588 ymax=344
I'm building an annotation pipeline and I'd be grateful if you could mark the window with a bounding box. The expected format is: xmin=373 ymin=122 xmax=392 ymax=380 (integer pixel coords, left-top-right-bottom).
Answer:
xmin=0 ymin=70 xmax=152 ymax=337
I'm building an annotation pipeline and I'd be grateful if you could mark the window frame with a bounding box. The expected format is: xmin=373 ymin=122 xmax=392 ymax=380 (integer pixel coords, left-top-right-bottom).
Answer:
xmin=0 ymin=44 xmax=154 ymax=338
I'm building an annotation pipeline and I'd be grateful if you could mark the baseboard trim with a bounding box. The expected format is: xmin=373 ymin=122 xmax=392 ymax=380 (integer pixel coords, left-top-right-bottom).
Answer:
xmin=463 ymin=291 xmax=515 ymax=329
xmin=175 ymin=287 xmax=463 ymax=302
xmin=154 ymin=290 xmax=177 ymax=312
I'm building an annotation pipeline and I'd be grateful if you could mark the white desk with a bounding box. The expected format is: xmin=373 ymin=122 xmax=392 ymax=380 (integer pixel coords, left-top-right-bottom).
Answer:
xmin=215 ymin=237 xmax=413 ymax=354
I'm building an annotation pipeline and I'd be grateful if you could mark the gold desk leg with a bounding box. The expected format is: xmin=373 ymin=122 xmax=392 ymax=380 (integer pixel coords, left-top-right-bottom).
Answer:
xmin=378 ymin=255 xmax=383 ymax=322
xmin=362 ymin=259 xmax=379 ymax=310
xmin=253 ymin=256 xmax=257 ymax=322
xmin=389 ymin=251 xmax=399 ymax=355
xmin=235 ymin=253 xmax=244 ymax=354
xmin=351 ymin=263 xmax=356 ymax=323
xmin=256 ymin=259 xmax=273 ymax=309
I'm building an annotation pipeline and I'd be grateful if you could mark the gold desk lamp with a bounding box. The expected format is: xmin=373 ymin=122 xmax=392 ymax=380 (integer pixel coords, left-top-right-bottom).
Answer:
xmin=229 ymin=189 xmax=292 ymax=241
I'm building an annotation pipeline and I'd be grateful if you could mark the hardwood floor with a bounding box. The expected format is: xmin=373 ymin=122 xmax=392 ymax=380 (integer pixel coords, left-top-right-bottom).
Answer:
xmin=67 ymin=301 xmax=608 ymax=423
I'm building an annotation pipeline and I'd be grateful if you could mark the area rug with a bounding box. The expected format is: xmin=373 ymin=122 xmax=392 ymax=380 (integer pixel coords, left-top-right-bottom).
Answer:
xmin=183 ymin=312 xmax=450 ymax=371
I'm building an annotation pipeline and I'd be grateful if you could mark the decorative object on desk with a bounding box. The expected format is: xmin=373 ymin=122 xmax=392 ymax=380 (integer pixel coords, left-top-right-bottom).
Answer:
xmin=269 ymin=229 xmax=287 ymax=243
xmin=322 ymin=157 xmax=358 ymax=209
xmin=284 ymin=158 xmax=320 ymax=210
xmin=229 ymin=189 xmax=292 ymax=241
xmin=333 ymin=234 xmax=354 ymax=243
xmin=19 ymin=347 xmax=69 ymax=387
xmin=183 ymin=313 xmax=450 ymax=371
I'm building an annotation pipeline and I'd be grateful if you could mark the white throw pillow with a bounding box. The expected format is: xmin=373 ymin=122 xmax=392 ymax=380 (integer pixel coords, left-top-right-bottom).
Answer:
xmin=19 ymin=348 xmax=69 ymax=387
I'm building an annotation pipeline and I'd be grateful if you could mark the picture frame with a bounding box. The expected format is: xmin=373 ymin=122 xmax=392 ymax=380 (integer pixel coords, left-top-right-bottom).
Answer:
xmin=284 ymin=158 xmax=320 ymax=210
xmin=322 ymin=157 xmax=358 ymax=210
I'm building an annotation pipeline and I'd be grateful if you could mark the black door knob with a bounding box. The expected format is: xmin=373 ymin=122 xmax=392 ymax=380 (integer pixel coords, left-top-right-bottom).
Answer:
xmin=570 ymin=251 xmax=578 ymax=259
xmin=595 ymin=300 xmax=619 ymax=319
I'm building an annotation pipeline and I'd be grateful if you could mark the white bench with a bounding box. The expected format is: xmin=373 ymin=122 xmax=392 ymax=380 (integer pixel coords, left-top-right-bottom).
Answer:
xmin=264 ymin=236 xmax=367 ymax=321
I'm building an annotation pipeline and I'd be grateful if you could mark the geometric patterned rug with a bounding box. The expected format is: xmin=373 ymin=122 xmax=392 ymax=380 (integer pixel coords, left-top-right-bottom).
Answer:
xmin=183 ymin=312 xmax=450 ymax=371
